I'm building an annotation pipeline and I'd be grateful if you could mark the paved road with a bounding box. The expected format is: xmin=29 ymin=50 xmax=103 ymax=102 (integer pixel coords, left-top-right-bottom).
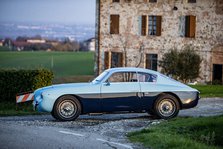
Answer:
xmin=0 ymin=98 xmax=223 ymax=149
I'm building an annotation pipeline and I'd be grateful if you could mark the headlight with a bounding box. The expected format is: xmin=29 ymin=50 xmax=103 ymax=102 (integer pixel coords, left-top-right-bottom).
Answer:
xmin=35 ymin=94 xmax=42 ymax=103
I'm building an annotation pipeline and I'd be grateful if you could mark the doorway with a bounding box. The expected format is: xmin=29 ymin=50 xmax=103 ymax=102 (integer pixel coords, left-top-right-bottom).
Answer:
xmin=213 ymin=64 xmax=223 ymax=84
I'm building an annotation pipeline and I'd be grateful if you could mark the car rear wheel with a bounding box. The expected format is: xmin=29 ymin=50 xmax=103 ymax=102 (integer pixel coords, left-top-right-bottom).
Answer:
xmin=52 ymin=95 xmax=81 ymax=121
xmin=154 ymin=94 xmax=179 ymax=119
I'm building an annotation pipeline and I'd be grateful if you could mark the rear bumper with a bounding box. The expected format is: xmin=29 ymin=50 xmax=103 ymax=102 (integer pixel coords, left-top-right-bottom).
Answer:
xmin=181 ymin=92 xmax=200 ymax=109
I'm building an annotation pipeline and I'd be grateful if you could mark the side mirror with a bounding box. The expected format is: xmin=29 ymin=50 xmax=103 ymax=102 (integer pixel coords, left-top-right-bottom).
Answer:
xmin=103 ymin=81 xmax=110 ymax=86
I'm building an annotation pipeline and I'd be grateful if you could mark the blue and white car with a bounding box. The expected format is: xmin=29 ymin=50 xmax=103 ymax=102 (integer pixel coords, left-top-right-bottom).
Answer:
xmin=33 ymin=67 xmax=200 ymax=121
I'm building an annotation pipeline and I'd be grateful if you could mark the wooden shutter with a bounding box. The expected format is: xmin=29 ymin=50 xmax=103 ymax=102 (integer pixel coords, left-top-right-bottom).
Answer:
xmin=189 ymin=15 xmax=196 ymax=38
xmin=104 ymin=51 xmax=110 ymax=69
xmin=110 ymin=15 xmax=119 ymax=34
xmin=185 ymin=15 xmax=196 ymax=38
xmin=141 ymin=15 xmax=147 ymax=36
xmin=119 ymin=53 xmax=123 ymax=67
xmin=156 ymin=16 xmax=162 ymax=36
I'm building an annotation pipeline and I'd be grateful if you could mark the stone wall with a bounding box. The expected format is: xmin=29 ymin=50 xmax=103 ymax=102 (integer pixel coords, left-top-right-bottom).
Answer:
xmin=96 ymin=0 xmax=223 ymax=83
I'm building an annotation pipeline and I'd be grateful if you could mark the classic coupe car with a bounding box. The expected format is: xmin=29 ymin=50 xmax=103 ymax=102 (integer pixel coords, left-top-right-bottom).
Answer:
xmin=33 ymin=67 xmax=199 ymax=121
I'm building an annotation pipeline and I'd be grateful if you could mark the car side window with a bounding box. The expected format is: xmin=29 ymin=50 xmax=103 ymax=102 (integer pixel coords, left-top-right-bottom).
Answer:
xmin=108 ymin=72 xmax=138 ymax=83
xmin=138 ymin=72 xmax=157 ymax=82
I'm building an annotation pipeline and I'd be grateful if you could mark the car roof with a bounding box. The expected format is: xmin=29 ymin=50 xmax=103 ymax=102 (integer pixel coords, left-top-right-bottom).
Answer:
xmin=105 ymin=67 xmax=160 ymax=75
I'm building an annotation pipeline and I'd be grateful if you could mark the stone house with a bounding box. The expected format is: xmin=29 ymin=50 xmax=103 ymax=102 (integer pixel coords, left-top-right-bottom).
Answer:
xmin=81 ymin=38 xmax=96 ymax=51
xmin=95 ymin=0 xmax=223 ymax=84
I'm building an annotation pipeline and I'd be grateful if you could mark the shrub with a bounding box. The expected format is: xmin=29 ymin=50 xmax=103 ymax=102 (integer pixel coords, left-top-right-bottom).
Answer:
xmin=0 ymin=69 xmax=53 ymax=103
xmin=160 ymin=46 xmax=201 ymax=83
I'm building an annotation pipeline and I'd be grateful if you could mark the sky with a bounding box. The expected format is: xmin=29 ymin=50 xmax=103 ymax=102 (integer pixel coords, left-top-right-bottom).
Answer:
xmin=0 ymin=0 xmax=96 ymax=24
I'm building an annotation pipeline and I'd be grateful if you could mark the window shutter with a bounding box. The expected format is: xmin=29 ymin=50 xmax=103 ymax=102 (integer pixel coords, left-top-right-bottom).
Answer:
xmin=185 ymin=15 xmax=196 ymax=38
xmin=141 ymin=15 xmax=147 ymax=36
xmin=110 ymin=15 xmax=119 ymax=34
xmin=104 ymin=51 xmax=110 ymax=69
xmin=138 ymin=16 xmax=142 ymax=36
xmin=179 ymin=16 xmax=186 ymax=37
xmin=156 ymin=16 xmax=162 ymax=36
xmin=108 ymin=15 xmax=110 ymax=34
xmin=119 ymin=52 xmax=124 ymax=67
xmin=185 ymin=16 xmax=190 ymax=37
xmin=189 ymin=15 xmax=196 ymax=38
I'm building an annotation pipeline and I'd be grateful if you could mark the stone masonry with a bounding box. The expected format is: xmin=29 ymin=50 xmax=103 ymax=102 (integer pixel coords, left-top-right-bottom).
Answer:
xmin=95 ymin=0 xmax=223 ymax=83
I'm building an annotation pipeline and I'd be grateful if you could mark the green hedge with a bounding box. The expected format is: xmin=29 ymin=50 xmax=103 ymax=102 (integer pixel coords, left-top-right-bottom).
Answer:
xmin=0 ymin=69 xmax=54 ymax=103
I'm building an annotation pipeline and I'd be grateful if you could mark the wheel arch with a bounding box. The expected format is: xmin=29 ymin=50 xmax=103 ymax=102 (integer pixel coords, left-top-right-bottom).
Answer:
xmin=157 ymin=92 xmax=183 ymax=109
xmin=53 ymin=94 xmax=84 ymax=114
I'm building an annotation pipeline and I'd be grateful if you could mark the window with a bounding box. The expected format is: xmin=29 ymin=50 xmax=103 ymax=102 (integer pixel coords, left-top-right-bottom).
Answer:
xmin=104 ymin=51 xmax=123 ymax=70
xmin=179 ymin=15 xmax=196 ymax=38
xmin=112 ymin=0 xmax=120 ymax=2
xmin=149 ymin=0 xmax=157 ymax=3
xmin=185 ymin=15 xmax=196 ymax=38
xmin=146 ymin=54 xmax=158 ymax=71
xmin=188 ymin=0 xmax=196 ymax=3
xmin=108 ymin=72 xmax=137 ymax=82
xmin=110 ymin=15 xmax=120 ymax=34
xmin=139 ymin=15 xmax=162 ymax=36
xmin=111 ymin=52 xmax=123 ymax=68
xmin=148 ymin=16 xmax=162 ymax=36
xmin=138 ymin=72 xmax=157 ymax=82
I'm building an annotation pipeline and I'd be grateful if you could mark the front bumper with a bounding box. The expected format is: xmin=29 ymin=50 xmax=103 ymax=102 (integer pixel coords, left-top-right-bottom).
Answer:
xmin=32 ymin=100 xmax=39 ymax=111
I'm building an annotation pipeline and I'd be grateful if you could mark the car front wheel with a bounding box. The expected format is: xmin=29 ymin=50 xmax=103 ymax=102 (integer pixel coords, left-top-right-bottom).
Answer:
xmin=52 ymin=95 xmax=81 ymax=121
xmin=154 ymin=94 xmax=180 ymax=119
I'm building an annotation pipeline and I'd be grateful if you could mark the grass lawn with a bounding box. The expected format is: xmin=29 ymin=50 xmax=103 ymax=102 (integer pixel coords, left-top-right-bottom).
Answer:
xmin=0 ymin=51 xmax=94 ymax=78
xmin=190 ymin=85 xmax=223 ymax=98
xmin=0 ymin=102 xmax=41 ymax=116
xmin=128 ymin=115 xmax=223 ymax=149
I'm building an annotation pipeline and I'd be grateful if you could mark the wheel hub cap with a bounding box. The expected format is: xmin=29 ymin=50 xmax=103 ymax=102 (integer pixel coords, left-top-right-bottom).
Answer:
xmin=59 ymin=101 xmax=77 ymax=118
xmin=158 ymin=99 xmax=176 ymax=117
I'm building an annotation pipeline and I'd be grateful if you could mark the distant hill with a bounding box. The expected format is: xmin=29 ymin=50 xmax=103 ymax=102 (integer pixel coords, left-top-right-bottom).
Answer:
xmin=0 ymin=22 xmax=95 ymax=42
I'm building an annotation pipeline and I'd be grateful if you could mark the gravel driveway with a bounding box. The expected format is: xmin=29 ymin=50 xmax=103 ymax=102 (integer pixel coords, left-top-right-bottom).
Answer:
xmin=0 ymin=98 xmax=223 ymax=149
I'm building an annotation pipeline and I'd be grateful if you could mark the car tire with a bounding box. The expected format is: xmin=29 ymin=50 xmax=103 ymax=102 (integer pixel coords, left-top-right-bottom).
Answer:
xmin=52 ymin=95 xmax=81 ymax=121
xmin=51 ymin=111 xmax=57 ymax=119
xmin=153 ymin=94 xmax=179 ymax=119
xmin=147 ymin=109 xmax=160 ymax=119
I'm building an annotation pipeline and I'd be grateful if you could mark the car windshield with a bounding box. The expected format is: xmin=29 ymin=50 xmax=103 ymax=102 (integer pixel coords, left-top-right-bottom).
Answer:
xmin=92 ymin=71 xmax=109 ymax=84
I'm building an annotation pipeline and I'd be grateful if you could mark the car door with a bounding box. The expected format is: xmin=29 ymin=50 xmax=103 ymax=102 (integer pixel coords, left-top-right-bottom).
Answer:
xmin=138 ymin=72 xmax=159 ymax=110
xmin=100 ymin=71 xmax=141 ymax=112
